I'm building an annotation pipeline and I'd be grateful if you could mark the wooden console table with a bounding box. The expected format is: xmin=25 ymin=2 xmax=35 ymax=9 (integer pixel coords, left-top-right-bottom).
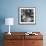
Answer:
xmin=4 ymin=32 xmax=43 ymax=46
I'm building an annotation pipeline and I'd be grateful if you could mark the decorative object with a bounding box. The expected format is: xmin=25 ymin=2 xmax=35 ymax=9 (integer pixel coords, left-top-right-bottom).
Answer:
xmin=19 ymin=7 xmax=36 ymax=24
xmin=5 ymin=18 xmax=14 ymax=35
xmin=25 ymin=32 xmax=38 ymax=35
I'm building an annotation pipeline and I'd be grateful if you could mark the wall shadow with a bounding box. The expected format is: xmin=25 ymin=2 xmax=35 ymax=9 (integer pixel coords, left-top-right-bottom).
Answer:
xmin=0 ymin=16 xmax=5 ymax=46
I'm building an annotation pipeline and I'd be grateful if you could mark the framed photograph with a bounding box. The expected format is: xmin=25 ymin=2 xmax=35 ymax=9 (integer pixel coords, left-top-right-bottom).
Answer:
xmin=18 ymin=7 xmax=36 ymax=24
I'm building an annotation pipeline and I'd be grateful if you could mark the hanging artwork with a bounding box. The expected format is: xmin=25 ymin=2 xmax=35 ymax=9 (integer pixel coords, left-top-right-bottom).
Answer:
xmin=18 ymin=7 xmax=36 ymax=24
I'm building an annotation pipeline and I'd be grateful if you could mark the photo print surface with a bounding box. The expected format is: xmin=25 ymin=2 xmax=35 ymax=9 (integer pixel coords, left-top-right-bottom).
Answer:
xmin=19 ymin=7 xmax=36 ymax=24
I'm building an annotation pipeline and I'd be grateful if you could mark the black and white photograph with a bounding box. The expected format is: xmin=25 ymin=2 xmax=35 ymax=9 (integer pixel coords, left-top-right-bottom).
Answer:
xmin=19 ymin=7 xmax=36 ymax=24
